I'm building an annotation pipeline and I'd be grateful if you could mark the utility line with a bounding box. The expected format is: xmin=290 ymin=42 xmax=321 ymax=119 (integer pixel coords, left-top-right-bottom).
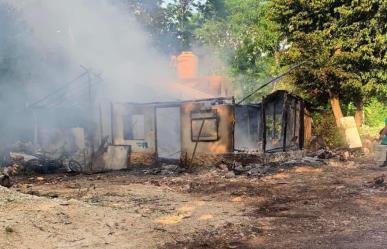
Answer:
xmin=237 ymin=61 xmax=307 ymax=105
xmin=27 ymin=71 xmax=88 ymax=108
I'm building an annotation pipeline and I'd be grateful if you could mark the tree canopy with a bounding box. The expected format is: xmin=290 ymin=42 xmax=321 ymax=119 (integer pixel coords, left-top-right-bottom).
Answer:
xmin=1 ymin=0 xmax=386 ymax=129
xmin=193 ymin=0 xmax=282 ymax=101
xmin=270 ymin=0 xmax=387 ymax=125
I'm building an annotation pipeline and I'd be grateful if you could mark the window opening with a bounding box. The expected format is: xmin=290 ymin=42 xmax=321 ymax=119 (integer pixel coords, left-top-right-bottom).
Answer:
xmin=191 ymin=109 xmax=218 ymax=142
xmin=123 ymin=114 xmax=145 ymax=140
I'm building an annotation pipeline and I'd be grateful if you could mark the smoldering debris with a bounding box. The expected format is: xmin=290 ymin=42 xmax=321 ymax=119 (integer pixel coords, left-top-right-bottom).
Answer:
xmin=136 ymin=152 xmax=330 ymax=179
xmin=142 ymin=164 xmax=184 ymax=176
xmin=1 ymin=149 xmax=82 ymax=178
xmin=365 ymin=174 xmax=386 ymax=189
xmin=214 ymin=154 xmax=330 ymax=178
xmin=0 ymin=173 xmax=11 ymax=188
xmin=0 ymin=149 xmax=83 ymax=187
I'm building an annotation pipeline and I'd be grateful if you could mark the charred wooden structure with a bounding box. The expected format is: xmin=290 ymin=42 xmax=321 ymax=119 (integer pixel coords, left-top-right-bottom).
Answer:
xmin=93 ymin=90 xmax=311 ymax=170
xmin=235 ymin=90 xmax=311 ymax=153
xmin=28 ymin=84 xmax=311 ymax=171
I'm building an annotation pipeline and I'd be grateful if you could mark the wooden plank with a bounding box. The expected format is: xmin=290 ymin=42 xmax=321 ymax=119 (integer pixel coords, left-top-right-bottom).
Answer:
xmin=299 ymin=101 xmax=305 ymax=149
xmin=281 ymin=93 xmax=289 ymax=152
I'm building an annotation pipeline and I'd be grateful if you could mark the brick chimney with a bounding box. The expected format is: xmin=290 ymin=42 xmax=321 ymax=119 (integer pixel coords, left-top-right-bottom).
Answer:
xmin=175 ymin=51 xmax=198 ymax=81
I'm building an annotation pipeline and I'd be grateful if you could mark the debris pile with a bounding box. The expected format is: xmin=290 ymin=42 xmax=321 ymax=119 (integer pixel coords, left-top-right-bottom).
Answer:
xmin=215 ymin=153 xmax=329 ymax=178
xmin=138 ymin=149 xmax=344 ymax=179
xmin=0 ymin=151 xmax=82 ymax=186
xmin=142 ymin=163 xmax=184 ymax=176
xmin=310 ymin=148 xmax=356 ymax=161
xmin=0 ymin=173 xmax=11 ymax=188
xmin=365 ymin=174 xmax=386 ymax=188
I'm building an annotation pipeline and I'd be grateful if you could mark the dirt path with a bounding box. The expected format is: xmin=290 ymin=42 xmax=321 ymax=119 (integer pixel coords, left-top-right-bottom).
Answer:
xmin=0 ymin=175 xmax=249 ymax=249
xmin=1 ymin=158 xmax=387 ymax=249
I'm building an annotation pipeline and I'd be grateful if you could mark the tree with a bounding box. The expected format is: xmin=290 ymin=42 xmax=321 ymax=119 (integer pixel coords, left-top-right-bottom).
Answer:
xmin=271 ymin=0 xmax=387 ymax=127
xmin=195 ymin=0 xmax=282 ymax=102
xmin=196 ymin=0 xmax=227 ymax=21
xmin=161 ymin=0 xmax=195 ymax=51
xmin=120 ymin=0 xmax=179 ymax=54
xmin=335 ymin=0 xmax=387 ymax=126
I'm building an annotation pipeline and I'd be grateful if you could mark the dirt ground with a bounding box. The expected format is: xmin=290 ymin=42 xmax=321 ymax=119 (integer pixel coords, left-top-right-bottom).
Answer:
xmin=1 ymin=158 xmax=387 ymax=249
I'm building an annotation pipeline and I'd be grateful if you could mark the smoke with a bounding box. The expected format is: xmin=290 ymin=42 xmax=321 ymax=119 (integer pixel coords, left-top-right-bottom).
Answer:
xmin=2 ymin=0 xmax=175 ymax=102
xmin=0 ymin=0 xmax=180 ymax=149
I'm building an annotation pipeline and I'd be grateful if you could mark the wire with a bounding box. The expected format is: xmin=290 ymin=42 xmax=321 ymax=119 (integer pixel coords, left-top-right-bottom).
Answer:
xmin=27 ymin=72 xmax=88 ymax=108
xmin=237 ymin=61 xmax=307 ymax=105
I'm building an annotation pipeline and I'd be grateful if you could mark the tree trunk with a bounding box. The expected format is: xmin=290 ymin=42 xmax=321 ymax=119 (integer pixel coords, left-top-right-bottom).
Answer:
xmin=329 ymin=93 xmax=344 ymax=128
xmin=355 ymin=98 xmax=364 ymax=128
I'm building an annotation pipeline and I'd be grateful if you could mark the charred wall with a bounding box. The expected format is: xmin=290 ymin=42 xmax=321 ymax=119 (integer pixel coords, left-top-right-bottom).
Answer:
xmin=110 ymin=103 xmax=157 ymax=166
xmin=180 ymin=101 xmax=234 ymax=159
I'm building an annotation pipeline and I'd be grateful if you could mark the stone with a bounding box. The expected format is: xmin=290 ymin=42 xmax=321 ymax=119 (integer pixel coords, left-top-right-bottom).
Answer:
xmin=234 ymin=165 xmax=250 ymax=175
xmin=217 ymin=164 xmax=229 ymax=171
xmin=316 ymin=149 xmax=334 ymax=159
xmin=5 ymin=226 xmax=14 ymax=233
xmin=0 ymin=174 xmax=12 ymax=188
xmin=225 ymin=171 xmax=236 ymax=178
xmin=340 ymin=116 xmax=363 ymax=149
xmin=161 ymin=164 xmax=179 ymax=171
xmin=247 ymin=168 xmax=262 ymax=177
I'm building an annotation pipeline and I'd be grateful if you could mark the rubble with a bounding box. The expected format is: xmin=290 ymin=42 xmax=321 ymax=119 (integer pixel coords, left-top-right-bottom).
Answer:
xmin=225 ymin=171 xmax=236 ymax=178
xmin=0 ymin=173 xmax=11 ymax=188
xmin=308 ymin=148 xmax=358 ymax=161
xmin=232 ymin=162 xmax=251 ymax=175
xmin=366 ymin=174 xmax=385 ymax=188
xmin=374 ymin=175 xmax=385 ymax=186
xmin=247 ymin=165 xmax=270 ymax=177
xmin=283 ymin=157 xmax=326 ymax=167
xmin=217 ymin=155 xmax=327 ymax=178
xmin=2 ymin=151 xmax=82 ymax=176
xmin=216 ymin=163 xmax=229 ymax=172
xmin=142 ymin=163 xmax=183 ymax=176
xmin=315 ymin=149 xmax=335 ymax=159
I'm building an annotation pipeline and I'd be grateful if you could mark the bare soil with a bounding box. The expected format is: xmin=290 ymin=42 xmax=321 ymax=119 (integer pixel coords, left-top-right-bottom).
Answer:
xmin=1 ymin=158 xmax=387 ymax=249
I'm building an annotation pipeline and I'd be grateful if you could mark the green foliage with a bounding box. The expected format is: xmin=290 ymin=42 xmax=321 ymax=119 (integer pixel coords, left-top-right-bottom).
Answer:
xmin=121 ymin=0 xmax=187 ymax=53
xmin=194 ymin=0 xmax=282 ymax=101
xmin=123 ymin=0 xmax=284 ymax=101
xmin=270 ymin=0 xmax=387 ymax=106
xmin=364 ymin=98 xmax=387 ymax=128
xmin=312 ymin=111 xmax=346 ymax=148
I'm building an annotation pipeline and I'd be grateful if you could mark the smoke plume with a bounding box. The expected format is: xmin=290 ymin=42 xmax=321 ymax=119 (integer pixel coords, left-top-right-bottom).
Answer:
xmin=0 ymin=0 xmax=176 ymax=147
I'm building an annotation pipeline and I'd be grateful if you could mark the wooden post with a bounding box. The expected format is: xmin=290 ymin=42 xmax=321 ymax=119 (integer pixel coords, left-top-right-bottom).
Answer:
xmin=110 ymin=102 xmax=115 ymax=145
xmin=87 ymin=71 xmax=94 ymax=171
xmin=262 ymin=97 xmax=267 ymax=152
xmin=299 ymin=101 xmax=305 ymax=150
xmin=189 ymin=119 xmax=206 ymax=171
xmin=281 ymin=94 xmax=289 ymax=152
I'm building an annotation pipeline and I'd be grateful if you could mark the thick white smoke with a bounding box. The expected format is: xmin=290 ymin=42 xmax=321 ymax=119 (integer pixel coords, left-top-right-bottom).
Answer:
xmin=3 ymin=0 xmax=175 ymax=103
xmin=0 ymin=0 xmax=183 ymax=155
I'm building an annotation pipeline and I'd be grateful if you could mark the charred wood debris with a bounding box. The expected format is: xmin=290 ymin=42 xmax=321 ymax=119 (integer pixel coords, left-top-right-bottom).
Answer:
xmin=0 ymin=142 xmax=82 ymax=188
xmin=0 ymin=141 xmax=357 ymax=188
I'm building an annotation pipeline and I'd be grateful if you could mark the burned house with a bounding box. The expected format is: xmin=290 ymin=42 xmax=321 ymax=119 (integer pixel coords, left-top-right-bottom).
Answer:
xmin=93 ymin=90 xmax=311 ymax=171
xmin=235 ymin=90 xmax=311 ymax=153
xmin=23 ymin=52 xmax=311 ymax=172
